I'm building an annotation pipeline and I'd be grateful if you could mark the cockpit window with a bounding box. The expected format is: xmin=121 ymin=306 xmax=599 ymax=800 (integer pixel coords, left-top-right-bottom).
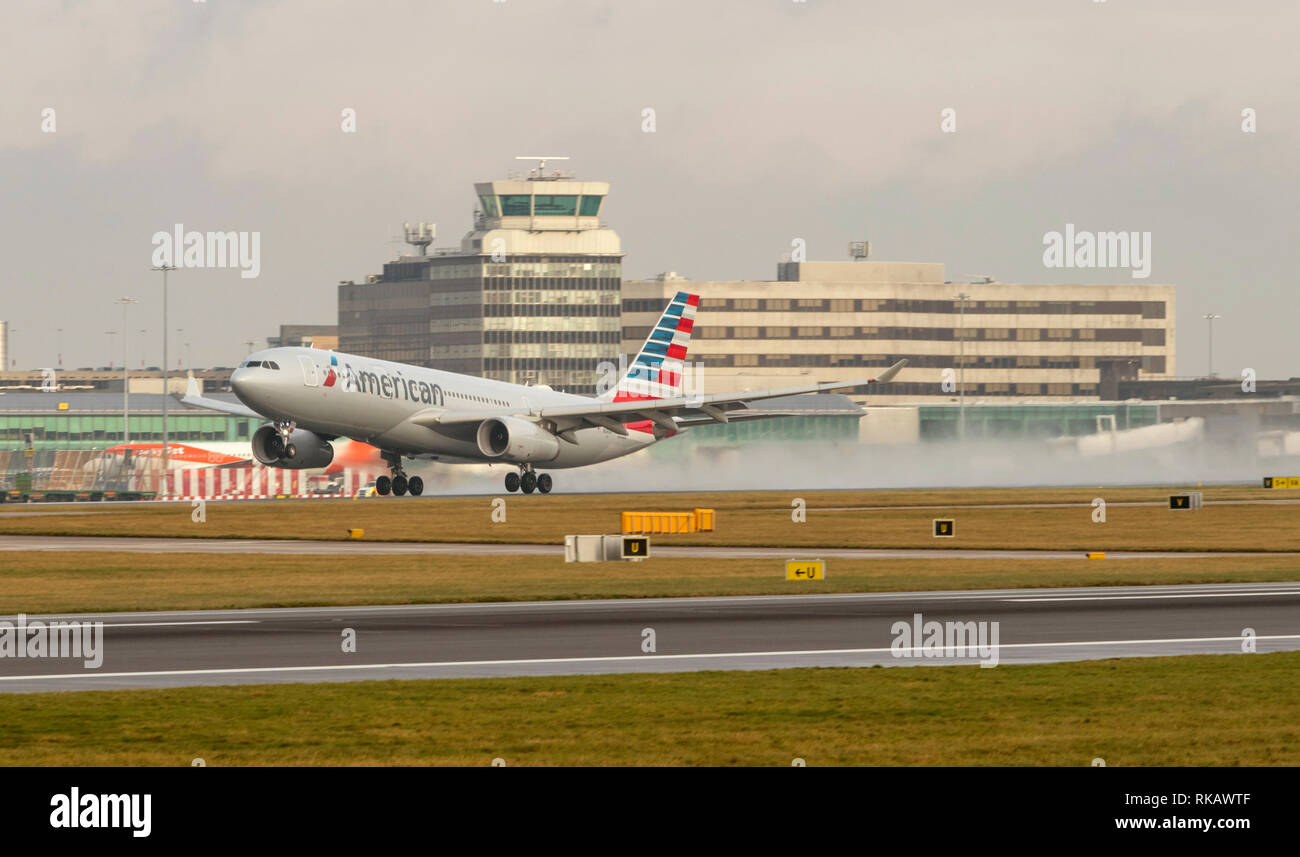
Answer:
xmin=267 ymin=361 xmax=280 ymax=370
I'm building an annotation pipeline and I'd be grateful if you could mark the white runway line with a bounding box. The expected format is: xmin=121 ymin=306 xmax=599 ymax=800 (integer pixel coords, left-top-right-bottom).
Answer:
xmin=1008 ymin=591 xmax=1300 ymax=602
xmin=4 ymin=633 xmax=1300 ymax=684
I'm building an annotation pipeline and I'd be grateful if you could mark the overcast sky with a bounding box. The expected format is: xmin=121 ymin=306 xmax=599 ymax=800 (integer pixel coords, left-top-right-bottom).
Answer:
xmin=1 ymin=0 xmax=1296 ymax=377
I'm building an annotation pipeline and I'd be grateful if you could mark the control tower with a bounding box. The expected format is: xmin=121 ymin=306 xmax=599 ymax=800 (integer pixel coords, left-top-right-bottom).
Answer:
xmin=462 ymin=156 xmax=621 ymax=257
xmin=338 ymin=158 xmax=624 ymax=394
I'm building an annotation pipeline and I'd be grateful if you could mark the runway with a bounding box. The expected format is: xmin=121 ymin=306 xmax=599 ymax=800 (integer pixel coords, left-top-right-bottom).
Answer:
xmin=2 ymin=581 xmax=1298 ymax=692
xmin=1 ymin=533 xmax=1298 ymax=559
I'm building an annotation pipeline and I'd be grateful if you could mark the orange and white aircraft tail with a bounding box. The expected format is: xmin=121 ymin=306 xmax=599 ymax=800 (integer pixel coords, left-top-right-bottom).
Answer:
xmin=101 ymin=440 xmax=381 ymax=474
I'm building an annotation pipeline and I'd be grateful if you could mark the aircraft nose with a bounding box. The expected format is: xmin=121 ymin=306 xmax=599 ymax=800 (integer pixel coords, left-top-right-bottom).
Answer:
xmin=230 ymin=368 xmax=267 ymax=405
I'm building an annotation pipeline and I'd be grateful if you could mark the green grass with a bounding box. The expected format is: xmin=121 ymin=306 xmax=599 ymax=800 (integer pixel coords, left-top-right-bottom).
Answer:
xmin=4 ymin=552 xmax=1300 ymax=614
xmin=2 ymin=653 xmax=1296 ymax=765
xmin=1 ymin=486 xmax=1296 ymax=551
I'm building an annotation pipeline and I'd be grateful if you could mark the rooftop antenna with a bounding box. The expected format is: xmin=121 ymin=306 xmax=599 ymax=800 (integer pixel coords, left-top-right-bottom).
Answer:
xmin=965 ymin=274 xmax=996 ymax=284
xmin=402 ymin=222 xmax=436 ymax=256
xmin=515 ymin=155 xmax=569 ymax=179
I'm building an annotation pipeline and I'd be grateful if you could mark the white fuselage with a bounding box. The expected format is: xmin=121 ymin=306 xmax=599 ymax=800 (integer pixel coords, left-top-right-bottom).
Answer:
xmin=230 ymin=347 xmax=660 ymax=468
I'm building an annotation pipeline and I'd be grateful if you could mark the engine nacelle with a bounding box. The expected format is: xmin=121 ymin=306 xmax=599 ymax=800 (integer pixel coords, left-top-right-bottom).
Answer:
xmin=476 ymin=416 xmax=560 ymax=463
xmin=251 ymin=425 xmax=335 ymax=469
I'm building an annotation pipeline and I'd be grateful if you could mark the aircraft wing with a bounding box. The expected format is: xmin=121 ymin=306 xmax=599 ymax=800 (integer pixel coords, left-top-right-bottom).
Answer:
xmin=419 ymin=359 xmax=907 ymax=436
xmin=180 ymin=376 xmax=265 ymax=419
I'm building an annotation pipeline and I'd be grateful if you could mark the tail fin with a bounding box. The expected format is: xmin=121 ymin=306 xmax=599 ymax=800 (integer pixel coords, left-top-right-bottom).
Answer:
xmin=602 ymin=291 xmax=698 ymax=402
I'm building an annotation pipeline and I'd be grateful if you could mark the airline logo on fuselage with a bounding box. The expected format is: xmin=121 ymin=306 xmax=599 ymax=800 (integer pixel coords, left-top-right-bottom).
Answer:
xmin=341 ymin=361 xmax=444 ymax=406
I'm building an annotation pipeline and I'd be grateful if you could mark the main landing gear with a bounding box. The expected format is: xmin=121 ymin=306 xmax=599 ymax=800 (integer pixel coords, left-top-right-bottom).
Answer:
xmin=504 ymin=464 xmax=552 ymax=495
xmin=376 ymin=451 xmax=423 ymax=497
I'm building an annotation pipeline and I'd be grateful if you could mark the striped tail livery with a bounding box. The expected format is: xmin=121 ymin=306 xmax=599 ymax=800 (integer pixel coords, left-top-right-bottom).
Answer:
xmin=604 ymin=291 xmax=699 ymax=403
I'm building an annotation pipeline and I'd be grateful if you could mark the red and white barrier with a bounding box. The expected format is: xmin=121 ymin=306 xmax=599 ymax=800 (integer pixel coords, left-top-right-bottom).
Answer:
xmin=157 ymin=466 xmax=369 ymax=501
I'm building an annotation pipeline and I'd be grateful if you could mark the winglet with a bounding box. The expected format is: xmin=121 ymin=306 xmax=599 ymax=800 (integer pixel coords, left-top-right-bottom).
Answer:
xmin=873 ymin=358 xmax=909 ymax=384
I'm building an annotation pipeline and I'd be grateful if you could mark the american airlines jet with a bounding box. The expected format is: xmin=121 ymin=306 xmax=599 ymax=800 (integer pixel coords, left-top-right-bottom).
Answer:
xmin=182 ymin=292 xmax=907 ymax=496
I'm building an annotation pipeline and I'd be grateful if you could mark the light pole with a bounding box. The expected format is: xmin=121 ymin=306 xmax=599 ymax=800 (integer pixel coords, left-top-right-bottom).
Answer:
xmin=152 ymin=265 xmax=177 ymax=494
xmin=1202 ymin=313 xmax=1221 ymax=378
xmin=114 ymin=297 xmax=138 ymax=443
xmin=954 ymin=292 xmax=971 ymax=441
xmin=57 ymin=328 xmax=63 ymax=368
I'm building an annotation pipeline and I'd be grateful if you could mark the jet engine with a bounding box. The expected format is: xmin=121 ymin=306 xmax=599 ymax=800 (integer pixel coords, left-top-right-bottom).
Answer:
xmin=251 ymin=424 xmax=335 ymax=469
xmin=476 ymin=416 xmax=560 ymax=463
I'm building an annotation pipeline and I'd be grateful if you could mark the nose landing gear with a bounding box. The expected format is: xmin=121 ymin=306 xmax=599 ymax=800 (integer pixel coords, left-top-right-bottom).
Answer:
xmin=504 ymin=465 xmax=552 ymax=494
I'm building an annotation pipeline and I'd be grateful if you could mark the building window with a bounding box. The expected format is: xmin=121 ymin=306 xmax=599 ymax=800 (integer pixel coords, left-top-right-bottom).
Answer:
xmin=733 ymin=299 xmax=759 ymax=310
xmin=579 ymin=196 xmax=603 ymax=216
xmin=499 ymin=195 xmax=532 ymax=216
xmin=1017 ymin=328 xmax=1040 ymax=341
xmin=765 ymin=299 xmax=791 ymax=311
xmin=533 ymin=195 xmax=578 ymax=216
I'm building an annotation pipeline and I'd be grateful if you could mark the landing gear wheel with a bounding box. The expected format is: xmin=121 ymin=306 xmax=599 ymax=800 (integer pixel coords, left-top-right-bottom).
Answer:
xmin=284 ymin=443 xmax=297 ymax=459
xmin=376 ymin=475 xmax=391 ymax=496
xmin=537 ymin=473 xmax=552 ymax=494
xmin=520 ymin=471 xmax=537 ymax=494
xmin=504 ymin=472 xmax=520 ymax=493
xmin=407 ymin=476 xmax=423 ymax=497
xmin=391 ymin=475 xmax=408 ymax=496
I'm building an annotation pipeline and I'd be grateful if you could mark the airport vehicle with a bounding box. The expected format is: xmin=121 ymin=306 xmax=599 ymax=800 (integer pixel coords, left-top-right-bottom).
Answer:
xmin=354 ymin=480 xmax=378 ymax=498
xmin=182 ymin=292 xmax=907 ymax=496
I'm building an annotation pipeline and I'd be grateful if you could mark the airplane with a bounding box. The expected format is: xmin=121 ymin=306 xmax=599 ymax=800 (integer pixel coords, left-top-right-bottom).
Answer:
xmin=181 ymin=292 xmax=907 ymax=496
xmin=99 ymin=439 xmax=381 ymax=474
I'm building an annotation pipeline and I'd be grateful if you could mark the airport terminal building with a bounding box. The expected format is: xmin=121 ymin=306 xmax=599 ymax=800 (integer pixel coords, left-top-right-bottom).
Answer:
xmin=336 ymin=167 xmax=1176 ymax=404
xmin=622 ymin=261 xmax=1176 ymax=404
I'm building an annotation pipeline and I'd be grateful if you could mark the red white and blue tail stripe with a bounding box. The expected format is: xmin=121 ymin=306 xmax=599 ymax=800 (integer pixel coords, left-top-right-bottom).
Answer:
xmin=604 ymin=291 xmax=698 ymax=403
